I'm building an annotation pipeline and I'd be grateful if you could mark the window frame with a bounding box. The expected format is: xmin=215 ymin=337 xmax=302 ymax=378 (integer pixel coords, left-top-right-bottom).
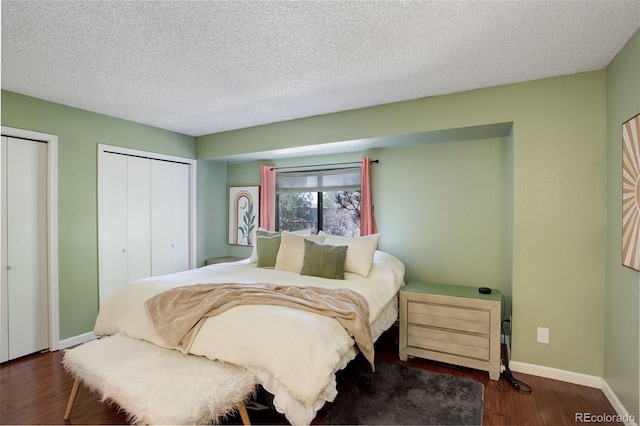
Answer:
xmin=275 ymin=167 xmax=361 ymax=235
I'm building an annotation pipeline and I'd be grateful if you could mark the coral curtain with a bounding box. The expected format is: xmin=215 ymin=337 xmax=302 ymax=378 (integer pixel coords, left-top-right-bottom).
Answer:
xmin=260 ymin=165 xmax=276 ymax=231
xmin=360 ymin=157 xmax=377 ymax=236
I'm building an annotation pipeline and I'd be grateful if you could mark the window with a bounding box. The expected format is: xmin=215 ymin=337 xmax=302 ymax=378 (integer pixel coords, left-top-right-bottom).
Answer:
xmin=276 ymin=167 xmax=361 ymax=236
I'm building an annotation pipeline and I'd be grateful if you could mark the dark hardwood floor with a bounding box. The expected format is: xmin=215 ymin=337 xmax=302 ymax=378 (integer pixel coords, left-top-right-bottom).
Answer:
xmin=1 ymin=324 xmax=621 ymax=425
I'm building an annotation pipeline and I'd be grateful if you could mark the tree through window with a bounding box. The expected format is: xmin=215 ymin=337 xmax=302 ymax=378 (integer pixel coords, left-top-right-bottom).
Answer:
xmin=276 ymin=167 xmax=361 ymax=237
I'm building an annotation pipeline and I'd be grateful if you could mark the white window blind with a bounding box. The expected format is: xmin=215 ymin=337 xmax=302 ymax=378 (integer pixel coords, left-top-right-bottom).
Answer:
xmin=276 ymin=167 xmax=361 ymax=193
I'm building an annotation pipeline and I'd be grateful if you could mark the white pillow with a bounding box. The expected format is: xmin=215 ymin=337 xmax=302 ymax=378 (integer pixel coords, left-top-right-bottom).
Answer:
xmin=323 ymin=233 xmax=380 ymax=277
xmin=275 ymin=232 xmax=325 ymax=273
xmin=249 ymin=228 xmax=313 ymax=263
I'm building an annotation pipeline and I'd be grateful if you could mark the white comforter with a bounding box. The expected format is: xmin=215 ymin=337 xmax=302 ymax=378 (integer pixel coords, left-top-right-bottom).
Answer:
xmin=94 ymin=250 xmax=405 ymax=425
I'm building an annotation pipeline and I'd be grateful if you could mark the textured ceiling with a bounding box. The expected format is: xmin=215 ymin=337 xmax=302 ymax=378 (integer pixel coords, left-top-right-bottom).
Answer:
xmin=2 ymin=1 xmax=640 ymax=137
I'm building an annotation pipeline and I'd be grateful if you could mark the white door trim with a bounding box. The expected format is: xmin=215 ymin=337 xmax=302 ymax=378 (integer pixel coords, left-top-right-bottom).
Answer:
xmin=1 ymin=126 xmax=59 ymax=352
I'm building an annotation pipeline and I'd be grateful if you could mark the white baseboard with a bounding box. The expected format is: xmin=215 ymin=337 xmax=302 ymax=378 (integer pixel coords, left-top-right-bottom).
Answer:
xmin=509 ymin=361 xmax=602 ymax=388
xmin=510 ymin=361 xmax=638 ymax=426
xmin=58 ymin=332 xmax=97 ymax=350
xmin=601 ymin=379 xmax=639 ymax=426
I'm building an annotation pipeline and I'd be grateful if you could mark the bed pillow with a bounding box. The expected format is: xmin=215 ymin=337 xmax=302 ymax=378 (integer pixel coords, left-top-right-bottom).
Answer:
xmin=249 ymin=228 xmax=313 ymax=263
xmin=275 ymin=232 xmax=326 ymax=273
xmin=249 ymin=229 xmax=280 ymax=264
xmin=256 ymin=233 xmax=282 ymax=268
xmin=323 ymin=233 xmax=380 ymax=277
xmin=300 ymin=240 xmax=348 ymax=280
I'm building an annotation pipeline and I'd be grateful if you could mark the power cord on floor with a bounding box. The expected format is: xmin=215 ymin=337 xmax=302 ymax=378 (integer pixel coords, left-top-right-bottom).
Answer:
xmin=502 ymin=366 xmax=532 ymax=393
xmin=500 ymin=318 xmax=532 ymax=394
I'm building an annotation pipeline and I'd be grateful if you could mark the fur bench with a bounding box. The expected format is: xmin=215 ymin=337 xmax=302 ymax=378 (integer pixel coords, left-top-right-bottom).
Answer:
xmin=62 ymin=334 xmax=257 ymax=425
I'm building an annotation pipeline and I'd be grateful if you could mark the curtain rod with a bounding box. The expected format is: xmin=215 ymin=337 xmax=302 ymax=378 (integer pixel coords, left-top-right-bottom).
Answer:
xmin=270 ymin=159 xmax=379 ymax=171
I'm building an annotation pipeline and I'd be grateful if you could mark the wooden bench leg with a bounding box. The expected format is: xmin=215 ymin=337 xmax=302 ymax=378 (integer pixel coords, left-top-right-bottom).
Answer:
xmin=63 ymin=379 xmax=81 ymax=420
xmin=238 ymin=402 xmax=251 ymax=425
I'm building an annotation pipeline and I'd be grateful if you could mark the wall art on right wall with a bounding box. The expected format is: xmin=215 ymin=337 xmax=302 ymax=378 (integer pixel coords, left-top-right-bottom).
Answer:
xmin=622 ymin=112 xmax=640 ymax=271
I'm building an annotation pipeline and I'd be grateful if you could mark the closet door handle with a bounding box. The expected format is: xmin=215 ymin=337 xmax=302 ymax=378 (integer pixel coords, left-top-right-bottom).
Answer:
xmin=7 ymin=265 xmax=15 ymax=270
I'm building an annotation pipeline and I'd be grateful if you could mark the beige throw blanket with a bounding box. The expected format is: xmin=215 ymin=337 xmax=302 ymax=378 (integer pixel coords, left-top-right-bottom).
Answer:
xmin=144 ymin=283 xmax=375 ymax=369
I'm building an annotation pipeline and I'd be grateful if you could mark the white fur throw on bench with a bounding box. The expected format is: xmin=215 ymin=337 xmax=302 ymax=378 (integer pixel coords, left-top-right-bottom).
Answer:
xmin=63 ymin=334 xmax=257 ymax=425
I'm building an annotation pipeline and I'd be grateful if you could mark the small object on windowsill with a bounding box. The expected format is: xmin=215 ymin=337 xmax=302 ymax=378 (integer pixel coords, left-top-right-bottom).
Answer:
xmin=479 ymin=287 xmax=492 ymax=294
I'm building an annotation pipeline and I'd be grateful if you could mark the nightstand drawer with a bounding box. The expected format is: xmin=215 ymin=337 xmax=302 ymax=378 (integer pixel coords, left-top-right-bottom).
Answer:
xmin=408 ymin=301 xmax=490 ymax=335
xmin=407 ymin=325 xmax=490 ymax=360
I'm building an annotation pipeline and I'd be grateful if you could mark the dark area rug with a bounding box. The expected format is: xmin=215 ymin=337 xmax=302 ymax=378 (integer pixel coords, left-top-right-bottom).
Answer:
xmin=321 ymin=361 xmax=484 ymax=425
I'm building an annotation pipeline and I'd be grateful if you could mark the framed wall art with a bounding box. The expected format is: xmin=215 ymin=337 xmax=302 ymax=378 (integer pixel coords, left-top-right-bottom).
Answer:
xmin=622 ymin=113 xmax=640 ymax=270
xmin=228 ymin=186 xmax=259 ymax=246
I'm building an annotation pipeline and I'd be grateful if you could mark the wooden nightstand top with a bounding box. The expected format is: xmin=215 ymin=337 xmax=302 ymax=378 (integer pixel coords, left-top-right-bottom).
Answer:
xmin=402 ymin=281 xmax=501 ymax=302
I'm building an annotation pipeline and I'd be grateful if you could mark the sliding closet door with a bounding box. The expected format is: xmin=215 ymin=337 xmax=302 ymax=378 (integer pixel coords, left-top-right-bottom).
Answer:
xmin=151 ymin=161 xmax=190 ymax=276
xmin=100 ymin=152 xmax=129 ymax=303
xmin=1 ymin=136 xmax=7 ymax=362
xmin=127 ymin=157 xmax=151 ymax=282
xmin=99 ymin=146 xmax=193 ymax=305
xmin=151 ymin=160 xmax=173 ymax=276
xmin=170 ymin=162 xmax=190 ymax=273
xmin=1 ymin=136 xmax=48 ymax=361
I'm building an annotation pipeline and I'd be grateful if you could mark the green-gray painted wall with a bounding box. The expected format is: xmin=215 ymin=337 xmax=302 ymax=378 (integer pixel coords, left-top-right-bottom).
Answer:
xmin=225 ymin=138 xmax=510 ymax=311
xmin=0 ymin=91 xmax=223 ymax=339
xmin=199 ymin=70 xmax=609 ymax=380
xmin=605 ymin=28 xmax=640 ymax=420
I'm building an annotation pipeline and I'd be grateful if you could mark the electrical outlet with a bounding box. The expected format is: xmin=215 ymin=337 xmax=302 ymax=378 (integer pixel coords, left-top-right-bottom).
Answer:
xmin=537 ymin=327 xmax=549 ymax=344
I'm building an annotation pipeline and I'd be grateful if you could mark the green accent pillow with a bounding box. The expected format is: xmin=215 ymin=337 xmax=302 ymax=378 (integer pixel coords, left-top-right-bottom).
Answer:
xmin=256 ymin=234 xmax=281 ymax=267
xmin=300 ymin=239 xmax=348 ymax=280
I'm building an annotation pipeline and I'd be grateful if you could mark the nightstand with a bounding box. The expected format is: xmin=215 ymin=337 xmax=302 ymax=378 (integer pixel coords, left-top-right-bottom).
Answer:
xmin=205 ymin=257 xmax=242 ymax=266
xmin=399 ymin=281 xmax=502 ymax=380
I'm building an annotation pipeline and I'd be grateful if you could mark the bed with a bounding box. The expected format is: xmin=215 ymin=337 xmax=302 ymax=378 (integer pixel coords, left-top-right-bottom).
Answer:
xmin=94 ymin=231 xmax=405 ymax=425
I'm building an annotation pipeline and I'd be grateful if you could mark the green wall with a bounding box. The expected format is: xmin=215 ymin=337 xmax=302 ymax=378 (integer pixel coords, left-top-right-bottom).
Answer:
xmin=224 ymin=139 xmax=511 ymax=300
xmin=370 ymin=138 xmax=509 ymax=293
xmin=605 ymin=29 xmax=640 ymax=419
xmin=197 ymin=160 xmax=228 ymax=264
xmin=0 ymin=90 xmax=213 ymax=339
xmin=199 ymin=70 xmax=608 ymax=377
